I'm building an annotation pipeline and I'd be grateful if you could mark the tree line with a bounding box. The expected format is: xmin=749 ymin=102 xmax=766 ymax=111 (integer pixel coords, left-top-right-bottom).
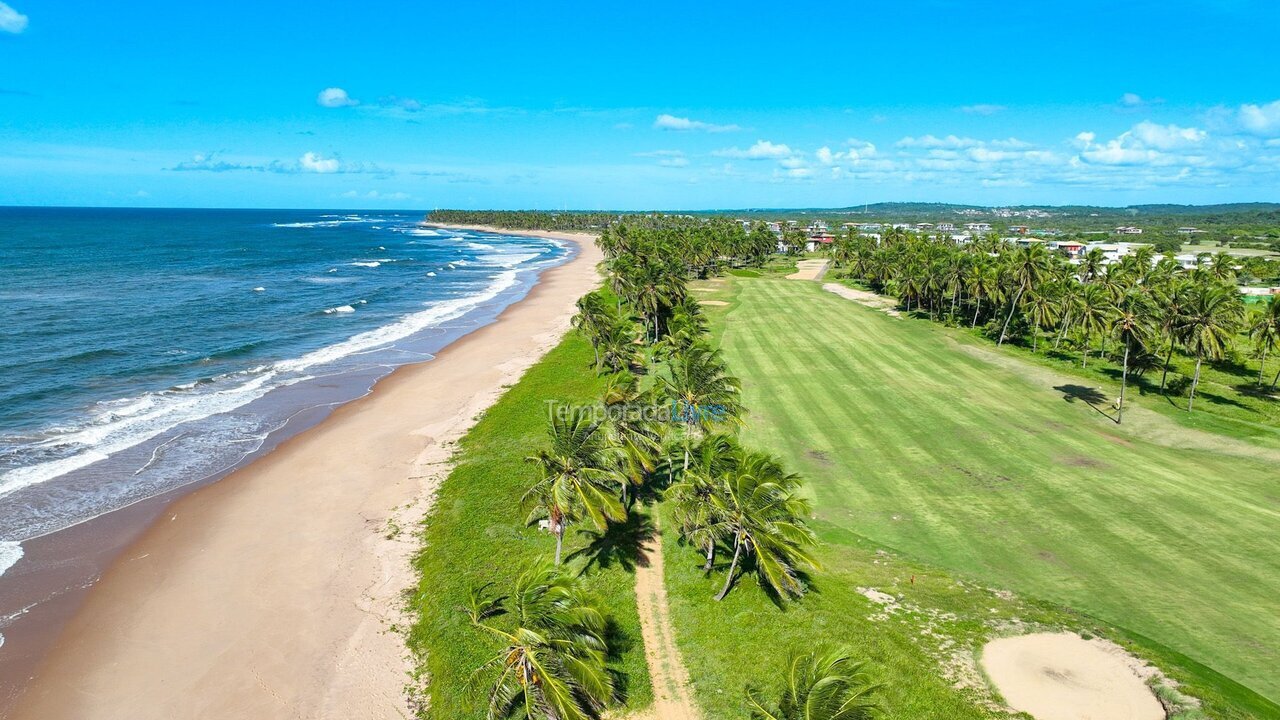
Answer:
xmin=464 ymin=217 xmax=880 ymax=720
xmin=827 ymin=229 xmax=1280 ymax=421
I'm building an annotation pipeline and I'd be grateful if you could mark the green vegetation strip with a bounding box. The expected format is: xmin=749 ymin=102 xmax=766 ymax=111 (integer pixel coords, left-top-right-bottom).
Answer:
xmin=408 ymin=333 xmax=652 ymax=718
xmin=699 ymin=275 xmax=1279 ymax=712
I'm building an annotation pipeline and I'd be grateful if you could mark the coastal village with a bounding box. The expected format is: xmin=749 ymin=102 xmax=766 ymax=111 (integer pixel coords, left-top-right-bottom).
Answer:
xmin=752 ymin=217 xmax=1280 ymax=297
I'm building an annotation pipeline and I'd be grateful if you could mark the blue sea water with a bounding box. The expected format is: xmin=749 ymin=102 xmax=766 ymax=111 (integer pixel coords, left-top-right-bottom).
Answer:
xmin=0 ymin=207 xmax=570 ymax=562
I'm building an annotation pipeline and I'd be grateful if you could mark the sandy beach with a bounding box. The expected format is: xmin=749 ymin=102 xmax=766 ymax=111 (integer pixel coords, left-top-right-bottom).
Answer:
xmin=8 ymin=227 xmax=602 ymax=720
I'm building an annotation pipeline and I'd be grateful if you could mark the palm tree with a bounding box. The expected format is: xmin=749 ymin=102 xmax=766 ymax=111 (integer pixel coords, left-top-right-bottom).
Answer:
xmin=595 ymin=318 xmax=641 ymax=374
xmin=524 ymin=408 xmax=627 ymax=564
xmin=601 ymin=373 xmax=663 ymax=506
xmin=1024 ymin=286 xmax=1060 ymax=352
xmin=1249 ymin=296 xmax=1280 ymax=387
xmin=1077 ymin=248 xmax=1106 ymax=283
xmin=1111 ymin=290 xmax=1156 ymax=424
xmin=710 ymin=450 xmax=818 ymax=601
xmin=746 ymin=647 xmax=880 ymax=720
xmin=466 ymin=566 xmax=615 ymax=720
xmin=660 ymin=343 xmax=743 ymax=473
xmin=572 ymin=292 xmax=612 ymax=369
xmin=1074 ymin=283 xmax=1114 ymax=368
xmin=967 ymin=261 xmax=999 ymax=328
xmin=1156 ymin=278 xmax=1192 ymax=393
xmin=1180 ymin=283 xmax=1246 ymax=411
xmin=998 ymin=244 xmax=1053 ymax=345
xmin=666 ymin=434 xmax=741 ymax=572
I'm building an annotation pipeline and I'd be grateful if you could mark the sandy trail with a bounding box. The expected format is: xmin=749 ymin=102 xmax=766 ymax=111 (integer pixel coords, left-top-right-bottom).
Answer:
xmin=10 ymin=230 xmax=603 ymax=720
xmin=786 ymin=258 xmax=830 ymax=280
xmin=629 ymin=517 xmax=702 ymax=720
xmin=981 ymin=633 xmax=1164 ymax=720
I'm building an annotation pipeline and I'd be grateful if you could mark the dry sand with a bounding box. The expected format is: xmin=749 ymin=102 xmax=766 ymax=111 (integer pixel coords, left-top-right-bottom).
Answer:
xmin=980 ymin=633 xmax=1164 ymax=720
xmin=9 ymin=228 xmax=603 ymax=720
xmin=821 ymin=282 xmax=902 ymax=316
xmin=786 ymin=258 xmax=830 ymax=280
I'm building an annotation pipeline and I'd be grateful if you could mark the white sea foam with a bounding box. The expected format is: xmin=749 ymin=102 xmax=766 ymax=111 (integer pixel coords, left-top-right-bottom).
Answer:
xmin=325 ymin=305 xmax=356 ymax=314
xmin=276 ymin=269 xmax=519 ymax=375
xmin=350 ymin=261 xmax=381 ymax=268
xmin=402 ymin=228 xmax=441 ymax=237
xmin=0 ymin=541 xmax=24 ymax=578
xmin=0 ymin=269 xmax=524 ymax=506
xmin=426 ymin=272 xmax=436 ymax=277
xmin=253 ymin=287 xmax=265 ymax=292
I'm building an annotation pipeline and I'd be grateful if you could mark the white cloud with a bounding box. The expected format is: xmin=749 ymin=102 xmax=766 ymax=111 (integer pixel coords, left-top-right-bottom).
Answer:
xmin=169 ymin=151 xmax=382 ymax=175
xmin=1240 ymin=100 xmax=1280 ymax=136
xmin=0 ymin=2 xmax=27 ymax=33
xmin=659 ymin=157 xmax=689 ymax=168
xmin=653 ymin=113 xmax=741 ymax=133
xmin=317 ymin=87 xmax=359 ymax=108
xmin=299 ymin=151 xmax=340 ymax=173
xmin=712 ymin=140 xmax=793 ymax=159
xmin=342 ymin=190 xmax=410 ymax=200
xmin=1130 ymin=121 xmax=1206 ymax=150
xmin=816 ymin=146 xmax=837 ymax=165
xmin=896 ymin=134 xmax=980 ymax=149
xmin=844 ymin=139 xmax=877 ymax=160
xmin=961 ymin=104 xmax=1005 ymax=115
xmin=1121 ymin=92 xmax=1145 ymax=107
xmin=1073 ymin=122 xmax=1208 ymax=166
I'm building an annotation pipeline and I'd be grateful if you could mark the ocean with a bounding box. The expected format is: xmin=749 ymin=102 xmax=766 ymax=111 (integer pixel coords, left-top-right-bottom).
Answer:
xmin=0 ymin=208 xmax=570 ymax=589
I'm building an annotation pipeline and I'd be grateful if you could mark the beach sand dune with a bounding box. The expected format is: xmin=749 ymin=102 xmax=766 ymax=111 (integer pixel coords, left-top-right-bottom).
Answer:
xmin=9 ymin=231 xmax=602 ymax=720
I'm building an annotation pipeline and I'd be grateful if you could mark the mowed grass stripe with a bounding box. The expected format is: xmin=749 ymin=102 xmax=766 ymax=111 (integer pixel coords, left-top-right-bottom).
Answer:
xmin=718 ymin=277 xmax=1280 ymax=703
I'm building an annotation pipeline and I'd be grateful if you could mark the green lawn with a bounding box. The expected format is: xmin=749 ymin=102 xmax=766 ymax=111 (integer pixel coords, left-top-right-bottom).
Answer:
xmin=407 ymin=333 xmax=652 ymax=718
xmin=696 ymin=276 xmax=1280 ymax=711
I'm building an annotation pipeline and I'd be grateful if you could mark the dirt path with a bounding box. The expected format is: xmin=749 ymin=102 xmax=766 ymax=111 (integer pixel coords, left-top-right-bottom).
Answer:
xmin=787 ymin=258 xmax=830 ymax=280
xmin=630 ymin=517 xmax=702 ymax=720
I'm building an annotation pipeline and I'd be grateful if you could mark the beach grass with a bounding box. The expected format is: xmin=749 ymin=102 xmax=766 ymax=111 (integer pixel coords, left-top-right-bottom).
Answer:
xmin=677 ymin=274 xmax=1280 ymax=717
xmin=407 ymin=331 xmax=652 ymax=718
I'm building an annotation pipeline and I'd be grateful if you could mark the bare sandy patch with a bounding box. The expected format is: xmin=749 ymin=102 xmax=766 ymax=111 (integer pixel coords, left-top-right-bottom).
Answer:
xmin=698 ymin=300 xmax=728 ymax=307
xmin=981 ymin=633 xmax=1163 ymax=720
xmin=787 ymin=259 xmax=830 ymax=280
xmin=822 ymin=283 xmax=902 ymax=316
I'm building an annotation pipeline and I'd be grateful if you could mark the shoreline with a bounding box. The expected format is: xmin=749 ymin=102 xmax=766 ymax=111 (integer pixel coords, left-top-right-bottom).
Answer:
xmin=5 ymin=227 xmax=602 ymax=719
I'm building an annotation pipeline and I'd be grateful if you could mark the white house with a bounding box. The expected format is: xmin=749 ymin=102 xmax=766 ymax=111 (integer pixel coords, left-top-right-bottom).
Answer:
xmin=964 ymin=222 xmax=992 ymax=232
xmin=1114 ymin=226 xmax=1144 ymax=235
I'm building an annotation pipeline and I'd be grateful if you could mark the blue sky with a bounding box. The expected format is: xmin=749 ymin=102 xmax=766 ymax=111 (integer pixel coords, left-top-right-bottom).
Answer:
xmin=2 ymin=0 xmax=1280 ymax=210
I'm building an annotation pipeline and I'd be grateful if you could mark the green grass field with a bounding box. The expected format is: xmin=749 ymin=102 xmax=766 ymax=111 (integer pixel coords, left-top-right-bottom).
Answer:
xmin=407 ymin=334 xmax=652 ymax=717
xmin=694 ymin=275 xmax=1280 ymax=711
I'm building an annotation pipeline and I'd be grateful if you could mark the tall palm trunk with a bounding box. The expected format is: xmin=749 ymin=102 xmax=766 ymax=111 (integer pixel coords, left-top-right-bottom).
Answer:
xmin=554 ymin=525 xmax=564 ymax=565
xmin=1118 ymin=340 xmax=1131 ymax=424
xmin=1055 ymin=312 xmax=1074 ymax=349
xmin=972 ymin=295 xmax=982 ymax=328
xmin=1159 ymin=336 xmax=1176 ymax=392
xmin=1188 ymin=353 xmax=1204 ymax=411
xmin=1272 ymin=365 xmax=1280 ymax=391
xmin=1082 ymin=332 xmax=1090 ymax=368
xmin=715 ymin=532 xmax=745 ymax=601
xmin=1258 ymin=346 xmax=1269 ymax=385
xmin=703 ymin=542 xmax=715 ymax=573
xmin=998 ymin=284 xmax=1026 ymax=346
